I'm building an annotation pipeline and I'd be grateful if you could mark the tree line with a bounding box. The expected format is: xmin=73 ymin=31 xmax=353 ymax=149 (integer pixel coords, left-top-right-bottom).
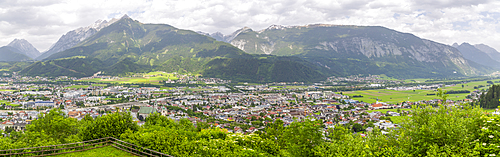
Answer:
xmin=0 ymin=102 xmax=498 ymax=156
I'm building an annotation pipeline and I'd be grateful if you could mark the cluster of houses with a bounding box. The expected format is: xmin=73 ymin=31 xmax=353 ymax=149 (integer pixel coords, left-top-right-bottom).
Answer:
xmin=326 ymin=75 xmax=404 ymax=85
xmin=0 ymin=73 xmax=482 ymax=136
xmin=0 ymin=87 xmax=415 ymax=135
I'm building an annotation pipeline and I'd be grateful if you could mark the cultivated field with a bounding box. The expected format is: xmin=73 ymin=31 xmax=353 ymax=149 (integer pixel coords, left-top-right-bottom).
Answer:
xmin=80 ymin=72 xmax=179 ymax=85
xmin=342 ymin=79 xmax=500 ymax=104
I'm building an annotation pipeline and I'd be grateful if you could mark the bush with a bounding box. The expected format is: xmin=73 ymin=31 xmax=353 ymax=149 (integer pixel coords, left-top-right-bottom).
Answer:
xmin=79 ymin=112 xmax=138 ymax=140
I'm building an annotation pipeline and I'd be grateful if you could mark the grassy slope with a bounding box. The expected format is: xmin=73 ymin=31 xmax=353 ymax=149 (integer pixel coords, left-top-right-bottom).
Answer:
xmin=51 ymin=146 xmax=135 ymax=157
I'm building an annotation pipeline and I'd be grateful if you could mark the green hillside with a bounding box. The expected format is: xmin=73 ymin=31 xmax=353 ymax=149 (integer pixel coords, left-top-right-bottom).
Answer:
xmin=0 ymin=61 xmax=32 ymax=73
xmin=21 ymin=57 xmax=104 ymax=78
xmin=0 ymin=46 xmax=32 ymax=62
xmin=21 ymin=17 xmax=326 ymax=82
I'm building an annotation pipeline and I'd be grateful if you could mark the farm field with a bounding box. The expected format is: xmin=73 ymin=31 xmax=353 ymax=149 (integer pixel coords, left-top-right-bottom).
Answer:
xmin=342 ymin=89 xmax=444 ymax=104
xmin=0 ymin=100 xmax=19 ymax=106
xmin=0 ymin=89 xmax=16 ymax=92
xmin=342 ymin=79 xmax=500 ymax=104
xmin=91 ymin=84 xmax=107 ymax=87
xmin=80 ymin=72 xmax=179 ymax=85
xmin=65 ymin=85 xmax=89 ymax=89
xmin=366 ymin=108 xmax=412 ymax=113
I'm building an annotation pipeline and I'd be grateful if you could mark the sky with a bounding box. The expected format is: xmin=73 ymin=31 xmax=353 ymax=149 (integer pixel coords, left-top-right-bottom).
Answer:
xmin=1 ymin=0 xmax=500 ymax=52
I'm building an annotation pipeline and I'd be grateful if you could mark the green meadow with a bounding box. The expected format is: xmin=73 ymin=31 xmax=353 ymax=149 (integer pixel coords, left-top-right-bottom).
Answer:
xmin=91 ymin=84 xmax=107 ymax=87
xmin=389 ymin=116 xmax=407 ymax=124
xmin=65 ymin=85 xmax=89 ymax=89
xmin=342 ymin=79 xmax=500 ymax=104
xmin=80 ymin=72 xmax=179 ymax=85
xmin=0 ymin=100 xmax=20 ymax=106
xmin=366 ymin=108 xmax=412 ymax=113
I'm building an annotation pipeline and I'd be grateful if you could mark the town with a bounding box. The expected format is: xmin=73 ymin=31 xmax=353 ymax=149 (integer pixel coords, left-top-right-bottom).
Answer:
xmin=0 ymin=72 xmax=484 ymax=136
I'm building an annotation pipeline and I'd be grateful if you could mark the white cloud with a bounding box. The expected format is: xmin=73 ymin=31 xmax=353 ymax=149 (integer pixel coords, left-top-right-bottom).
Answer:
xmin=0 ymin=0 xmax=499 ymax=52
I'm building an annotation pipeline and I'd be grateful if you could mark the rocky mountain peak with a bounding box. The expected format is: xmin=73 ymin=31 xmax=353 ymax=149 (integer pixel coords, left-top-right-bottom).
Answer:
xmin=36 ymin=17 xmax=119 ymax=60
xmin=121 ymin=14 xmax=130 ymax=19
xmin=266 ymin=24 xmax=287 ymax=30
xmin=7 ymin=38 xmax=40 ymax=59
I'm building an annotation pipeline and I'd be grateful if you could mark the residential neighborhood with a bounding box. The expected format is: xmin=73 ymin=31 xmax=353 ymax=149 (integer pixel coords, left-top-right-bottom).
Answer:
xmin=0 ymin=72 xmax=481 ymax=136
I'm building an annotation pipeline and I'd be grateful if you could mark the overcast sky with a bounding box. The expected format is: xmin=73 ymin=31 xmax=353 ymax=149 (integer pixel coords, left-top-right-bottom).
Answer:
xmin=1 ymin=0 xmax=499 ymax=52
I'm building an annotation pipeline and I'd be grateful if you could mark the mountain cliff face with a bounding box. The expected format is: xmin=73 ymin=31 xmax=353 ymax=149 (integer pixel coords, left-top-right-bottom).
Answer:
xmin=474 ymin=44 xmax=500 ymax=62
xmin=22 ymin=17 xmax=325 ymax=82
xmin=7 ymin=39 xmax=40 ymax=59
xmin=36 ymin=18 xmax=119 ymax=60
xmin=226 ymin=24 xmax=490 ymax=78
xmin=453 ymin=43 xmax=500 ymax=68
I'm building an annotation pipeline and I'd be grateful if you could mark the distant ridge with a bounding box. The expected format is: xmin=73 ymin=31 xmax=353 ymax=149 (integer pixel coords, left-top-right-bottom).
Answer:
xmin=454 ymin=43 xmax=500 ymax=68
xmin=474 ymin=44 xmax=500 ymax=62
xmin=22 ymin=16 xmax=326 ymax=83
xmin=0 ymin=46 xmax=32 ymax=62
xmin=7 ymin=39 xmax=40 ymax=59
xmin=221 ymin=25 xmax=490 ymax=78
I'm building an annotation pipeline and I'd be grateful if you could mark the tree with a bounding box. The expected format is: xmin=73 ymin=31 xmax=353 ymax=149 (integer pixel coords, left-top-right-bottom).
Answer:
xmin=25 ymin=109 xmax=79 ymax=143
xmin=79 ymin=112 xmax=138 ymax=140
xmin=479 ymin=84 xmax=500 ymax=109
xmin=259 ymin=112 xmax=266 ymax=117
xmin=436 ymin=88 xmax=448 ymax=104
xmin=352 ymin=123 xmax=364 ymax=132
xmin=282 ymin=118 xmax=324 ymax=156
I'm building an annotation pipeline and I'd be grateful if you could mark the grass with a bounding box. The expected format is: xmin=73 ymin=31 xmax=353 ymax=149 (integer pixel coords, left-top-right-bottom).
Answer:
xmin=52 ymin=146 xmax=135 ymax=157
xmin=91 ymin=84 xmax=107 ymax=87
xmin=105 ymin=98 xmax=121 ymax=101
xmin=366 ymin=108 xmax=412 ymax=113
xmin=86 ymin=77 xmax=176 ymax=85
xmin=79 ymin=72 xmax=179 ymax=85
xmin=0 ymin=100 xmax=19 ymax=106
xmin=342 ymin=89 xmax=444 ymax=104
xmin=389 ymin=116 xmax=407 ymax=124
xmin=342 ymin=79 xmax=500 ymax=104
xmin=65 ymin=85 xmax=89 ymax=89
xmin=484 ymin=108 xmax=499 ymax=113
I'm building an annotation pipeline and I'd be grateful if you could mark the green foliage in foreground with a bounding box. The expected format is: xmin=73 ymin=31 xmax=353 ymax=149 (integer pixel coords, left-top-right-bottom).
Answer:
xmin=2 ymin=105 xmax=500 ymax=156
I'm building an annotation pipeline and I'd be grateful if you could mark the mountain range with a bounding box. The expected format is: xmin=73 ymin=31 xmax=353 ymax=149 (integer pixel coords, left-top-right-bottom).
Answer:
xmin=452 ymin=43 xmax=500 ymax=68
xmin=203 ymin=24 xmax=495 ymax=78
xmin=36 ymin=18 xmax=120 ymax=61
xmin=20 ymin=15 xmax=324 ymax=82
xmin=1 ymin=15 xmax=500 ymax=82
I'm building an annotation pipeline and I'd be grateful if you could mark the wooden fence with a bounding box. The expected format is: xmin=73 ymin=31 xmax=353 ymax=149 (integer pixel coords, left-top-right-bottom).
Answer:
xmin=0 ymin=137 xmax=173 ymax=157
